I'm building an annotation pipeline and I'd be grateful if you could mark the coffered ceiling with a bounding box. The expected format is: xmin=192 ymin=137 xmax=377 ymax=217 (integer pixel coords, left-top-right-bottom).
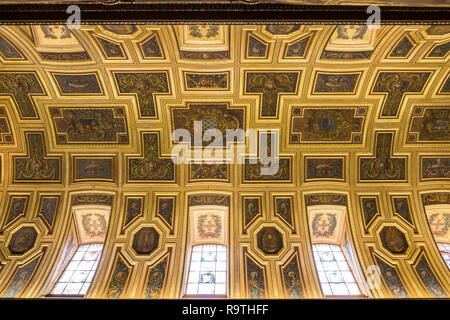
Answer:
xmin=0 ymin=23 xmax=448 ymax=298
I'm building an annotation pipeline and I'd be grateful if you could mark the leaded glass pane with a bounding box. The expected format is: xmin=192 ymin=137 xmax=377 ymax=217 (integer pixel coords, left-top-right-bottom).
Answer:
xmin=51 ymin=244 xmax=103 ymax=296
xmin=186 ymin=244 xmax=227 ymax=295
xmin=312 ymin=244 xmax=361 ymax=296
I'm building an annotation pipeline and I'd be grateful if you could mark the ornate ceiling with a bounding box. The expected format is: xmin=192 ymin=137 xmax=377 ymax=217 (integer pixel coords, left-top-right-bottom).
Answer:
xmin=0 ymin=23 xmax=449 ymax=298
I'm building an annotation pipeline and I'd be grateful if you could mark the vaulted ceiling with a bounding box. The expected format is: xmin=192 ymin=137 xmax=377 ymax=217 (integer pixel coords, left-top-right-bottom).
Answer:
xmin=0 ymin=23 xmax=449 ymax=298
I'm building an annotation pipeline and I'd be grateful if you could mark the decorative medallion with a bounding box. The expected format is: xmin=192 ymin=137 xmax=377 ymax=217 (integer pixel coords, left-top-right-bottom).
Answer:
xmin=132 ymin=227 xmax=159 ymax=255
xmin=379 ymin=226 xmax=409 ymax=255
xmin=8 ymin=226 xmax=37 ymax=255
xmin=73 ymin=206 xmax=110 ymax=245
xmin=256 ymin=226 xmax=284 ymax=255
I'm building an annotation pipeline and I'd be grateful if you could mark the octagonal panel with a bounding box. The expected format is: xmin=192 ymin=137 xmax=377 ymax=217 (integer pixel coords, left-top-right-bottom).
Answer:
xmin=379 ymin=226 xmax=409 ymax=255
xmin=256 ymin=226 xmax=284 ymax=255
xmin=132 ymin=227 xmax=159 ymax=255
xmin=8 ymin=226 xmax=38 ymax=255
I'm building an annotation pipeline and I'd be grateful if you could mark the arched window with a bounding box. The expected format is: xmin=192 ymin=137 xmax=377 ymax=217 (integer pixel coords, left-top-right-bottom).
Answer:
xmin=307 ymin=203 xmax=367 ymax=297
xmin=184 ymin=204 xmax=229 ymax=297
xmin=48 ymin=204 xmax=111 ymax=297
xmin=185 ymin=244 xmax=227 ymax=295
xmin=312 ymin=243 xmax=361 ymax=296
xmin=51 ymin=243 xmax=103 ymax=295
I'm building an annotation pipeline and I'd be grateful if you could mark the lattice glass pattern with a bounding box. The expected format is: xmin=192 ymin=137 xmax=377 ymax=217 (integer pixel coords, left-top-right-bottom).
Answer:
xmin=437 ymin=242 xmax=450 ymax=269
xmin=51 ymin=244 xmax=103 ymax=296
xmin=186 ymin=244 xmax=227 ymax=295
xmin=312 ymin=244 xmax=361 ymax=296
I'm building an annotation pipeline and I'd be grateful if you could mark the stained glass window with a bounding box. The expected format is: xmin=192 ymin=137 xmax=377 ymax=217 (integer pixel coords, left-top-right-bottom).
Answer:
xmin=185 ymin=244 xmax=227 ymax=295
xmin=51 ymin=243 xmax=103 ymax=296
xmin=437 ymin=242 xmax=450 ymax=269
xmin=312 ymin=243 xmax=361 ymax=296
